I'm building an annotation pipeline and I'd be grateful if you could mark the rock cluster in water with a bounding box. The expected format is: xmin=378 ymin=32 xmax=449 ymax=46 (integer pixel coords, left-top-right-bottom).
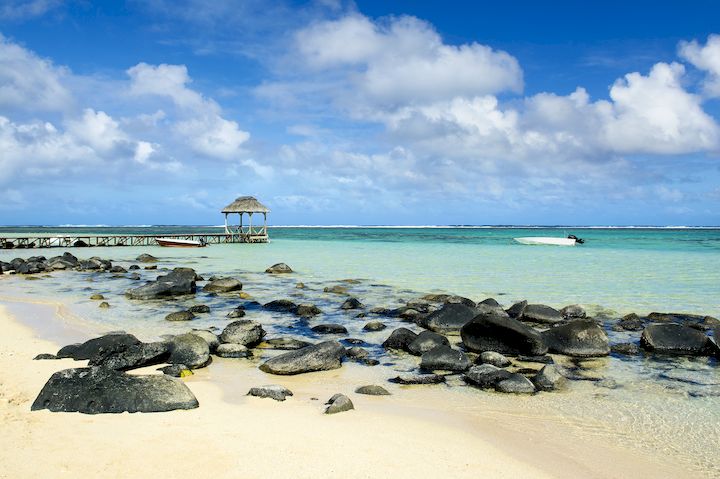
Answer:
xmin=7 ymin=253 xmax=719 ymax=414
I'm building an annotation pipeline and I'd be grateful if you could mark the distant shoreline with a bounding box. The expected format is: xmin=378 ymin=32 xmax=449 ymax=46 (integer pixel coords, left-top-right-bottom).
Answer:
xmin=1 ymin=225 xmax=719 ymax=229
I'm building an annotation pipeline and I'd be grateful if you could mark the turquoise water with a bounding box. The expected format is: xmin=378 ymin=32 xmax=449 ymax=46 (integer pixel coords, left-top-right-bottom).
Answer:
xmin=2 ymin=226 xmax=718 ymax=317
xmin=1 ymin=226 xmax=719 ymax=476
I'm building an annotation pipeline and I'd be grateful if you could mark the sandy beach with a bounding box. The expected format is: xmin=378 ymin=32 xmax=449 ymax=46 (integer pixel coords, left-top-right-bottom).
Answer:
xmin=0 ymin=298 xmax=694 ymax=479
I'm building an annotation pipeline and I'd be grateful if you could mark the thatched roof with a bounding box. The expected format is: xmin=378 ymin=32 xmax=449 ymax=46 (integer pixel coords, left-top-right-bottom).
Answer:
xmin=221 ymin=196 xmax=270 ymax=214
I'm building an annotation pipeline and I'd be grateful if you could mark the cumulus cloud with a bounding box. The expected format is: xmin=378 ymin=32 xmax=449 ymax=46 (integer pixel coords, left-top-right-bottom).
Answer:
xmin=679 ymin=34 xmax=720 ymax=97
xmin=127 ymin=62 xmax=250 ymax=159
xmin=296 ymin=14 xmax=523 ymax=107
xmin=0 ymin=33 xmax=72 ymax=112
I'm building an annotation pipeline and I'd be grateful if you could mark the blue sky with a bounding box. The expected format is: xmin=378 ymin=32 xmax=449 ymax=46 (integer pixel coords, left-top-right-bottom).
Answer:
xmin=1 ymin=0 xmax=720 ymax=226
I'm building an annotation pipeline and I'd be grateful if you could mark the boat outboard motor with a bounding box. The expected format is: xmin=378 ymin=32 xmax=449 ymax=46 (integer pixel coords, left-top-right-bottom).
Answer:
xmin=567 ymin=234 xmax=585 ymax=244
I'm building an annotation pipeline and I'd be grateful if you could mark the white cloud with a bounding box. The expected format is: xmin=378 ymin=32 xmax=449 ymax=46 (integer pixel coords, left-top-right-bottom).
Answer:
xmin=0 ymin=33 xmax=72 ymax=112
xmin=296 ymin=14 xmax=523 ymax=106
xmin=66 ymin=108 xmax=127 ymax=151
xmin=127 ymin=62 xmax=251 ymax=159
xmin=679 ymin=34 xmax=720 ymax=97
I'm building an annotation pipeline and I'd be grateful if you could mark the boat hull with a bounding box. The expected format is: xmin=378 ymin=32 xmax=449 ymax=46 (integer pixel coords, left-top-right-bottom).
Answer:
xmin=155 ymin=238 xmax=206 ymax=248
xmin=514 ymin=237 xmax=577 ymax=246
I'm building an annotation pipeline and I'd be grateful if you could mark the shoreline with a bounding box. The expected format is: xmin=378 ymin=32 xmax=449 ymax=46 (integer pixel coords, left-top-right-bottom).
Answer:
xmin=0 ymin=297 xmax=697 ymax=479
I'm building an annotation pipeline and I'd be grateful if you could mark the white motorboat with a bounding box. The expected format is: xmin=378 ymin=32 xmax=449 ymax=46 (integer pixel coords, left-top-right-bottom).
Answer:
xmin=155 ymin=237 xmax=207 ymax=248
xmin=514 ymin=235 xmax=584 ymax=246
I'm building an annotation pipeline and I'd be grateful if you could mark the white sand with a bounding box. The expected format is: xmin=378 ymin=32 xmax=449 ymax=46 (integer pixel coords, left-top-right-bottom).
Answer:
xmin=0 ymin=301 xmax=691 ymax=479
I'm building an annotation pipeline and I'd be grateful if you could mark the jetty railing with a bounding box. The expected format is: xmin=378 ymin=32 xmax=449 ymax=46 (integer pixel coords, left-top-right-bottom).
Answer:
xmin=0 ymin=232 xmax=268 ymax=249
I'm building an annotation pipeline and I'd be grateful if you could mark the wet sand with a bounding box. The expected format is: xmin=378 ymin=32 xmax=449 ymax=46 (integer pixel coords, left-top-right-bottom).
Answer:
xmin=0 ymin=299 xmax=694 ymax=479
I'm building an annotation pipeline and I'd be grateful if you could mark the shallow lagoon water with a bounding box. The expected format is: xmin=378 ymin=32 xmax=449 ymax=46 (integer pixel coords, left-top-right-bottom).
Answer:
xmin=1 ymin=226 xmax=719 ymax=476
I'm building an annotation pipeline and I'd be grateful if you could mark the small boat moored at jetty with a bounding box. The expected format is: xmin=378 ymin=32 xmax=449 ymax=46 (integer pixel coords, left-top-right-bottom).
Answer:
xmin=514 ymin=235 xmax=585 ymax=246
xmin=155 ymin=237 xmax=207 ymax=248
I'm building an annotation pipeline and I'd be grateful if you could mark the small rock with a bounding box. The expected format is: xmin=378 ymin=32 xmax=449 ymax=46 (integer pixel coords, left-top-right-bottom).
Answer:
xmin=261 ymin=338 xmax=312 ymax=350
xmin=265 ymin=263 xmax=293 ymax=274
xmin=263 ymin=299 xmax=298 ymax=313
xmin=216 ymin=343 xmax=251 ymax=358
xmin=90 ymin=294 xmax=105 ymax=300
xmin=325 ymin=393 xmax=354 ymax=414
xmin=226 ymin=307 xmax=246 ymax=318
xmin=363 ymin=321 xmax=387 ymax=332
xmin=520 ymin=304 xmax=564 ymax=324
xmin=188 ymin=304 xmax=210 ymax=314
xmin=611 ymin=342 xmax=640 ymax=355
xmin=496 ymin=373 xmax=536 ymax=394
xmin=464 ymin=364 xmax=512 ymax=388
xmin=407 ymin=331 xmax=450 ymax=356
xmin=506 ymin=300 xmax=528 ymax=319
xmin=136 ymin=253 xmax=158 ymax=263
xmin=560 ymin=304 xmax=586 ymax=319
xmin=618 ymin=313 xmax=644 ymax=331
xmin=640 ymin=323 xmax=714 ymax=356
xmin=98 ymin=302 xmax=110 ymax=309
xmin=259 ymin=341 xmax=346 ymax=375
xmin=341 ymin=297 xmax=364 ymax=310
xmin=295 ymin=303 xmax=322 ymax=317
xmin=165 ymin=311 xmax=196 ymax=322
xmin=355 ymin=385 xmax=391 ymax=396
xmin=168 ymin=333 xmax=211 ymax=369
xmin=158 ymin=364 xmax=193 ymax=378
xmin=295 ymin=282 xmax=305 ymax=289
xmin=248 ymin=385 xmax=294 ymax=401
xmin=420 ymin=345 xmax=470 ymax=371
xmin=533 ymin=364 xmax=567 ymax=391
xmin=33 ymin=353 xmax=57 ymax=360
xmin=312 ymin=324 xmax=348 ymax=334
xmin=382 ymin=328 xmax=418 ymax=351
xmin=346 ymin=347 xmax=369 ymax=359
xmin=389 ymin=373 xmax=446 ymax=385
xmin=220 ymin=320 xmax=265 ymax=346
xmin=203 ymin=277 xmax=243 ymax=293
xmin=324 ymin=285 xmax=348 ymax=295
xmin=479 ymin=351 xmax=511 ymax=368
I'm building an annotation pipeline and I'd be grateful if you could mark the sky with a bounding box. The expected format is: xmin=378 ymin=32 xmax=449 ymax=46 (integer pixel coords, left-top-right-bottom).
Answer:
xmin=1 ymin=0 xmax=720 ymax=226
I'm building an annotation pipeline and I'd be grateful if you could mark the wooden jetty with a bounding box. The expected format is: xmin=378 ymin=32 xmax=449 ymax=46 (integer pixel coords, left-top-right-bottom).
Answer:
xmin=0 ymin=196 xmax=271 ymax=250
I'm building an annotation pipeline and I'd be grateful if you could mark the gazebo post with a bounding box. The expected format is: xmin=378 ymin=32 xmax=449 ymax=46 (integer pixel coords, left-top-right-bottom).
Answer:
xmin=248 ymin=212 xmax=253 ymax=241
xmin=263 ymin=212 xmax=267 ymax=235
xmin=239 ymin=213 xmax=243 ymax=238
xmin=224 ymin=213 xmax=229 ymax=235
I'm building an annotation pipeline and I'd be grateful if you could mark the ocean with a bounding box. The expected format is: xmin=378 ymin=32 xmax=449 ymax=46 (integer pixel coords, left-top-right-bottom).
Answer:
xmin=1 ymin=225 xmax=720 ymax=477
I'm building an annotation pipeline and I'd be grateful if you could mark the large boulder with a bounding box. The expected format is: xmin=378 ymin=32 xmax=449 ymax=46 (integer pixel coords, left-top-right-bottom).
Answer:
xmin=382 ymin=328 xmax=418 ymax=351
xmin=418 ymin=303 xmax=478 ymax=333
xmin=259 ymin=341 xmax=346 ymax=375
xmin=420 ymin=346 xmax=470 ymax=372
xmin=125 ymin=268 xmax=197 ymax=300
xmin=88 ymin=342 xmax=170 ymax=371
xmin=461 ymin=313 xmax=548 ymax=355
xmin=31 ymin=367 xmax=198 ymax=413
xmin=168 ymin=333 xmax=211 ymax=369
xmin=407 ymin=331 xmax=450 ymax=356
xmin=203 ymin=277 xmax=243 ymax=293
xmin=56 ymin=333 xmax=141 ymax=360
xmin=219 ymin=320 xmax=265 ymax=347
xmin=541 ymin=319 xmax=610 ymax=357
xmin=520 ymin=304 xmax=564 ymax=324
xmin=640 ymin=323 xmax=715 ymax=356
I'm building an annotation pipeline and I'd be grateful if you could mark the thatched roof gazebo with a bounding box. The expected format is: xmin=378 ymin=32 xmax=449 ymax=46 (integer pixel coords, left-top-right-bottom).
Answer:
xmin=221 ymin=196 xmax=270 ymax=243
